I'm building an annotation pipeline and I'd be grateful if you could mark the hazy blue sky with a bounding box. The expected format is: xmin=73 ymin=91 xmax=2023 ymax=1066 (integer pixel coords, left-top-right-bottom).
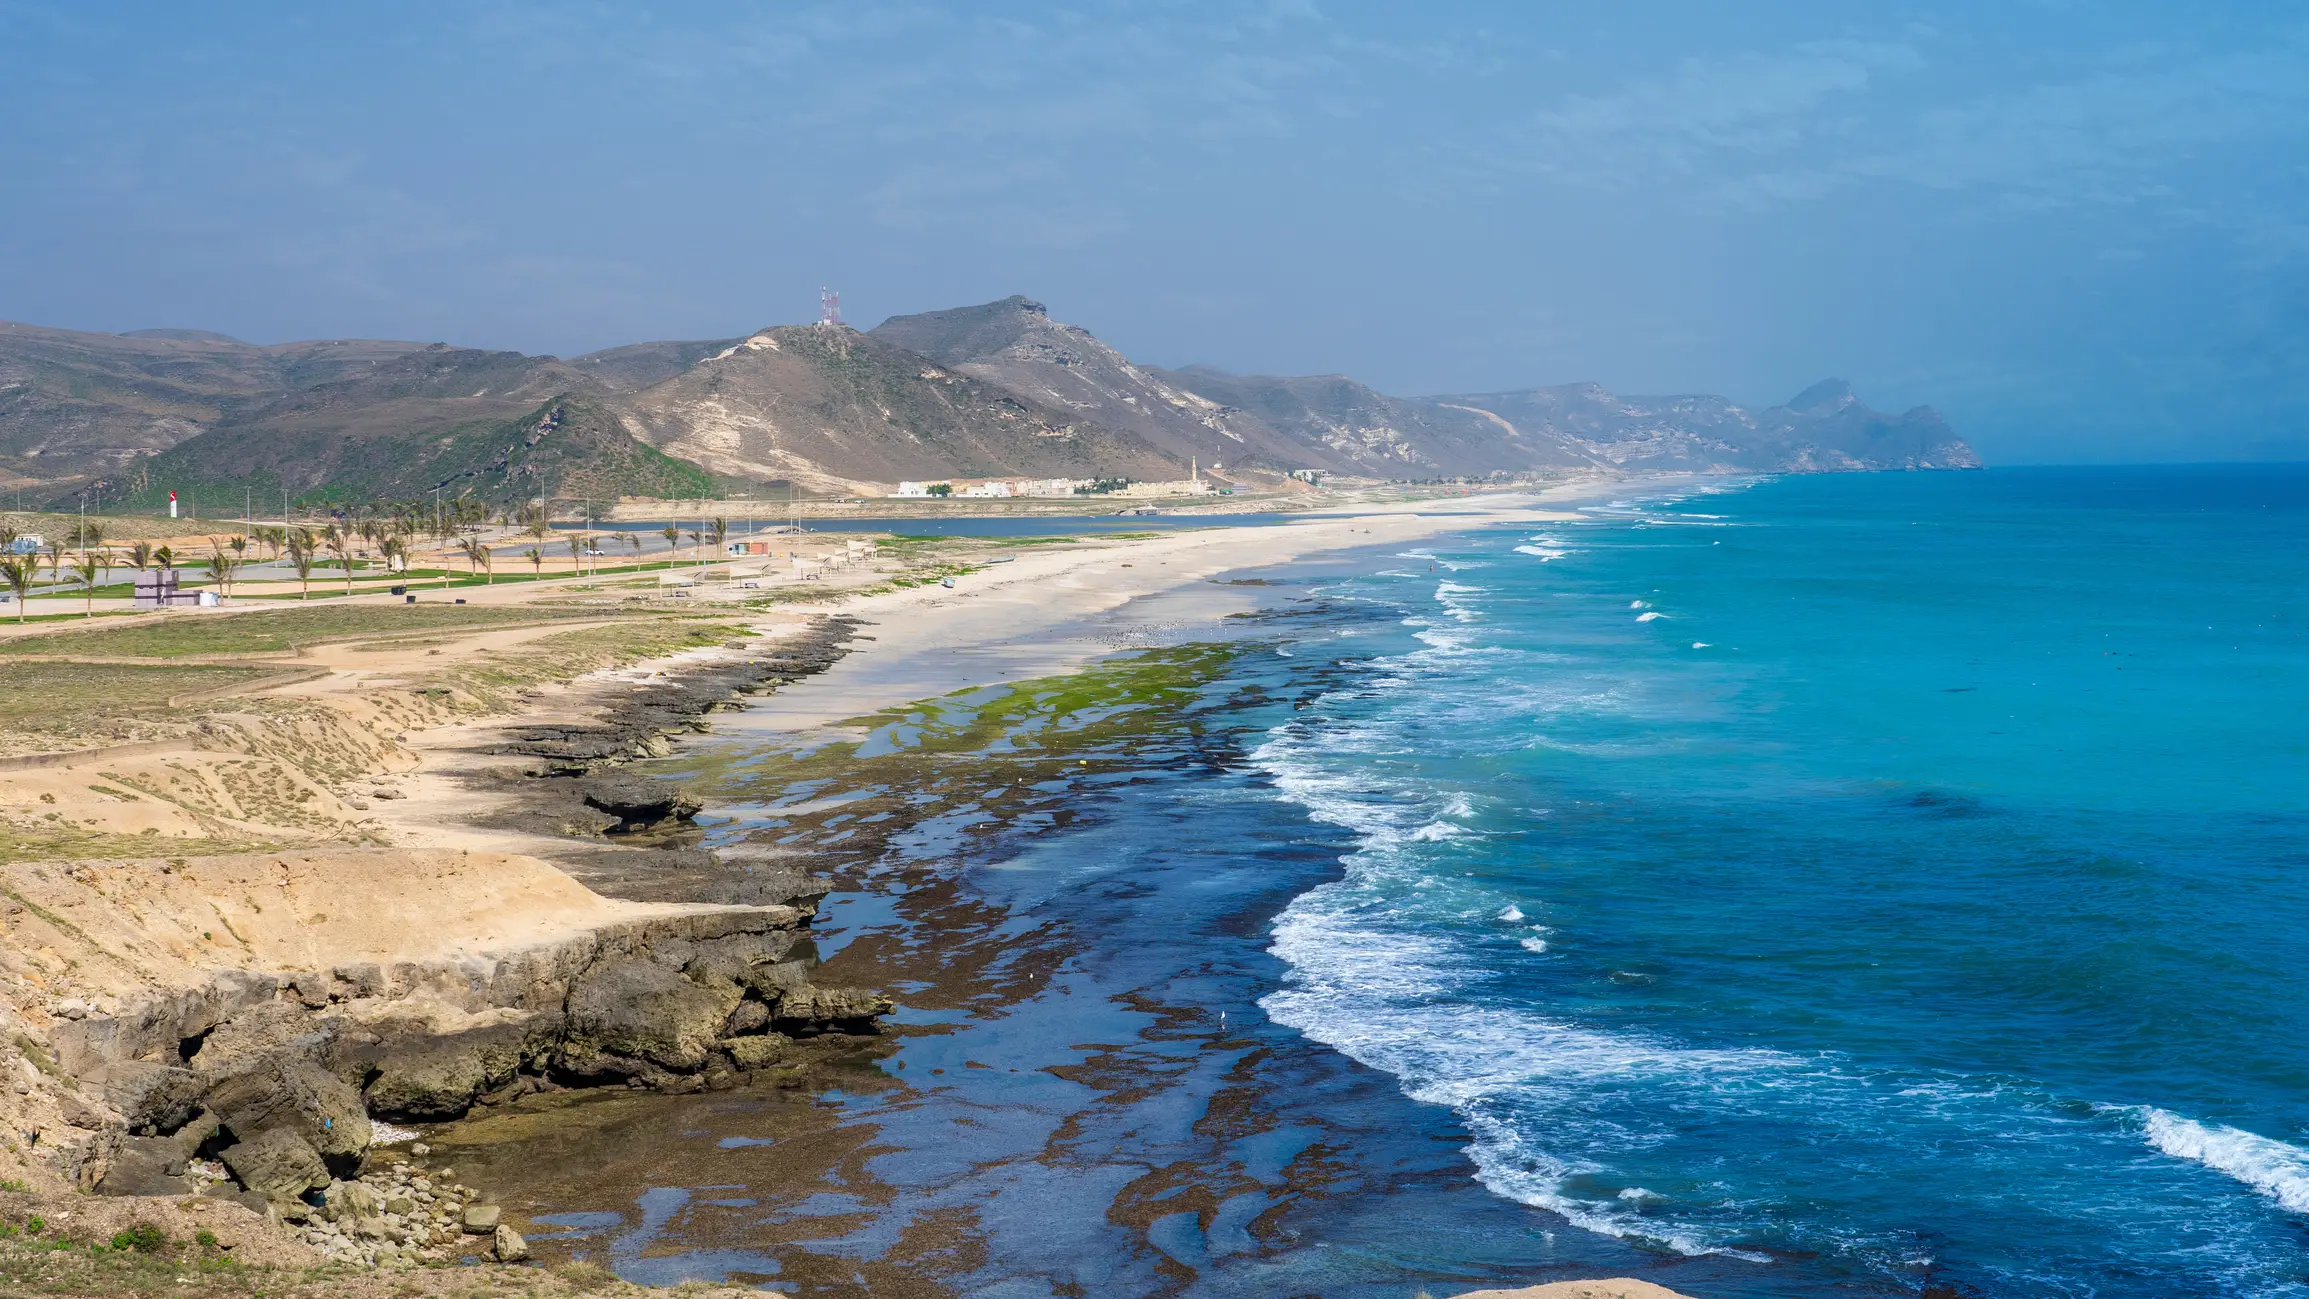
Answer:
xmin=4 ymin=2 xmax=2305 ymax=462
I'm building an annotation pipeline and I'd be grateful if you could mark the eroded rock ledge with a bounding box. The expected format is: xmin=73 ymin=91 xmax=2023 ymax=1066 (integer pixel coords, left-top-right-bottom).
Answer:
xmin=53 ymin=902 xmax=889 ymax=1209
xmin=497 ymin=614 xmax=865 ymax=772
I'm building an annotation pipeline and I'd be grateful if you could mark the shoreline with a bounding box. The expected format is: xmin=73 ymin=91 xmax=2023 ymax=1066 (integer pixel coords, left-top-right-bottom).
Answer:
xmin=0 ymin=473 xmax=1706 ymax=1296
xmin=401 ymin=474 xmax=1709 ymax=1294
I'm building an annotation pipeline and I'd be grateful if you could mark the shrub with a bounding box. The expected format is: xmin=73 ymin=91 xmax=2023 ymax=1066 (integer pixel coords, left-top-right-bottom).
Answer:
xmin=110 ymin=1223 xmax=168 ymax=1252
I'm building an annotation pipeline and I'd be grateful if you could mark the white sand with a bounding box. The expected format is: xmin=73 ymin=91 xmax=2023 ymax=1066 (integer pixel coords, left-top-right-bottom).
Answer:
xmin=732 ymin=477 xmax=1681 ymax=731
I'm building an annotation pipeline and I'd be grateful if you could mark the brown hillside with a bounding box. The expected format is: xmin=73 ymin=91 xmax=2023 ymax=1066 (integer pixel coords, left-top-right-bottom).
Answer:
xmin=615 ymin=325 xmax=1183 ymax=493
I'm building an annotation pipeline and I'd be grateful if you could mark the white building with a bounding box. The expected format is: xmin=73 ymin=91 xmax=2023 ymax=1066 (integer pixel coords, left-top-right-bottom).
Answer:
xmin=889 ymin=477 xmax=1087 ymax=499
xmin=1118 ymin=478 xmax=1213 ymax=497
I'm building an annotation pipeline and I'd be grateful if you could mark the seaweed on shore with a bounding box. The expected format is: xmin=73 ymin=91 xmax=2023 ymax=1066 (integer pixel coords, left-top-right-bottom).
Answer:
xmin=685 ymin=642 xmax=1275 ymax=887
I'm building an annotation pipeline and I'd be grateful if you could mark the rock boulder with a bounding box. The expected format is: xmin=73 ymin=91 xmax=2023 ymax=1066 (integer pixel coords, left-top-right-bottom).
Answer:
xmin=562 ymin=959 xmax=741 ymax=1074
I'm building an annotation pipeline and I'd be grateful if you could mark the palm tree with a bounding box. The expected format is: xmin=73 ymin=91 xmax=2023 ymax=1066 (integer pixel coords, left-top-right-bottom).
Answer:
xmin=1 ymin=554 xmax=36 ymax=622
xmin=458 ymin=537 xmax=493 ymax=584
xmin=286 ymin=528 xmax=317 ymax=600
xmin=69 ymin=553 xmax=101 ymax=618
xmin=685 ymin=527 xmax=703 ymax=566
xmin=154 ymin=545 xmax=174 ymax=572
xmin=255 ymin=525 xmax=286 ymax=562
xmin=208 ymin=543 xmax=241 ymax=601
xmin=566 ymin=532 xmax=589 ymax=576
xmin=521 ymin=546 xmax=543 ymax=579
xmin=659 ymin=524 xmax=679 ymax=561
xmin=622 ymin=533 xmax=642 ymax=563
xmin=323 ymin=524 xmax=354 ymax=596
xmin=710 ymin=517 xmax=729 ymax=561
xmin=128 ymin=541 xmax=154 ymax=573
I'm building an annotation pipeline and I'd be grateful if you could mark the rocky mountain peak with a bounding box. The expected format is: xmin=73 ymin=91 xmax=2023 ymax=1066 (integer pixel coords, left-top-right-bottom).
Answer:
xmin=1785 ymin=378 xmax=1858 ymax=416
xmin=870 ymin=298 xmax=1297 ymax=470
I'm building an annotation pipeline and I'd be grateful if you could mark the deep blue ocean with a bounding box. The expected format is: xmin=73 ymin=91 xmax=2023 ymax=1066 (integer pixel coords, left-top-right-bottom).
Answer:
xmin=504 ymin=465 xmax=2309 ymax=1299
xmin=1257 ymin=465 xmax=2309 ymax=1296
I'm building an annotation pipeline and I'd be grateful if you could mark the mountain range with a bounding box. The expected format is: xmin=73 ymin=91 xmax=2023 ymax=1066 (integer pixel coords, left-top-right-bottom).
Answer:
xmin=0 ymin=298 xmax=1977 ymax=509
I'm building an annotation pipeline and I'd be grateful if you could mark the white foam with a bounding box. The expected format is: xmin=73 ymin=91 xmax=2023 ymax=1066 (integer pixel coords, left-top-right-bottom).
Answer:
xmin=1398 ymin=547 xmax=1488 ymax=572
xmin=1260 ymin=702 xmax=1795 ymax=1261
xmin=2134 ymin=1107 xmax=2309 ymax=1213
xmin=1691 ymin=642 xmax=1711 ymax=649
xmin=1434 ymin=580 xmax=1485 ymax=623
xmin=1629 ymin=600 xmax=1649 ymax=609
xmin=1514 ymin=544 xmax=1569 ymax=561
xmin=1636 ymin=611 xmax=1665 ymax=622
xmin=1453 ymin=1092 xmax=1772 ymax=1261
xmin=1247 ymin=543 xmax=1783 ymax=1261
xmin=371 ymin=1121 xmax=422 ymax=1145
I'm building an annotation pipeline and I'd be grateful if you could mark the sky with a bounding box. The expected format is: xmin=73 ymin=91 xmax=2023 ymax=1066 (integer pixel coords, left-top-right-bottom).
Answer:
xmin=3 ymin=2 xmax=2306 ymax=463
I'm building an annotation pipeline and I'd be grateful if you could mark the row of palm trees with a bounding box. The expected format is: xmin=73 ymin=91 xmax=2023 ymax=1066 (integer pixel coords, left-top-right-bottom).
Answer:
xmin=0 ymin=501 xmax=747 ymax=617
xmin=2 ymin=522 xmax=129 ymax=621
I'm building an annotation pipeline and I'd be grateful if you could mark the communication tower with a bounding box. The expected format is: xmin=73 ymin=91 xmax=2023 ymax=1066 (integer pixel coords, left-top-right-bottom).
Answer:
xmin=818 ymin=287 xmax=842 ymax=329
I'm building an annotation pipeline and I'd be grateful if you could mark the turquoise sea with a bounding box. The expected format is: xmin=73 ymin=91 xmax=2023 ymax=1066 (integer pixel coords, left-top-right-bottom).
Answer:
xmin=526 ymin=465 xmax=2309 ymax=1298
xmin=1257 ymin=464 xmax=2309 ymax=1295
